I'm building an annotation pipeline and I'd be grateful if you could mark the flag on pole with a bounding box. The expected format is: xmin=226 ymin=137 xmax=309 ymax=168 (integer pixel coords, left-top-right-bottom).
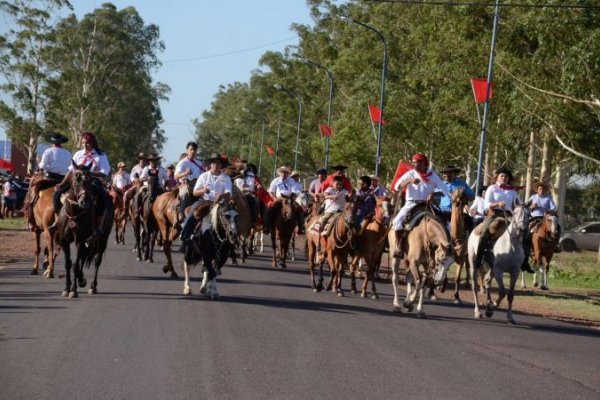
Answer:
xmin=254 ymin=175 xmax=274 ymax=207
xmin=470 ymin=78 xmax=494 ymax=104
xmin=368 ymin=104 xmax=386 ymax=125
xmin=319 ymin=124 xmax=333 ymax=137
xmin=390 ymin=160 xmax=413 ymax=193
xmin=265 ymin=145 xmax=275 ymax=156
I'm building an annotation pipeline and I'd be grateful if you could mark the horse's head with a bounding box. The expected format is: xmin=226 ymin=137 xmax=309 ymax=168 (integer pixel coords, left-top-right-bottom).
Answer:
xmin=433 ymin=241 xmax=454 ymax=286
xmin=511 ymin=203 xmax=530 ymax=236
xmin=343 ymin=200 xmax=355 ymax=226
xmin=70 ymin=161 xmax=94 ymax=209
xmin=375 ymin=196 xmax=391 ymax=225
xmin=295 ymin=191 xmax=313 ymax=209
xmin=280 ymin=197 xmax=294 ymax=221
xmin=215 ymin=201 xmax=239 ymax=244
xmin=544 ymin=211 xmax=561 ymax=241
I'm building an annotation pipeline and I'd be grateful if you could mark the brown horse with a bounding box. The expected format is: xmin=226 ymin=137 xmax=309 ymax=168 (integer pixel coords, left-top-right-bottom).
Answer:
xmin=30 ymin=186 xmax=58 ymax=277
xmin=109 ymin=187 xmax=127 ymax=245
xmin=152 ymin=187 xmax=181 ymax=278
xmin=269 ymin=197 xmax=297 ymax=268
xmin=230 ymin=186 xmax=252 ymax=264
xmin=390 ymin=214 xmax=454 ymax=317
xmin=322 ymin=202 xmax=355 ymax=296
xmin=521 ymin=212 xmax=560 ymax=290
xmin=305 ymin=198 xmax=326 ymax=291
xmin=350 ymin=197 xmax=391 ymax=299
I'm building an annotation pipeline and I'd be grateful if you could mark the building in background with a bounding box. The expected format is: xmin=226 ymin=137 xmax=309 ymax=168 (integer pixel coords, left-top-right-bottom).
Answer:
xmin=0 ymin=140 xmax=49 ymax=177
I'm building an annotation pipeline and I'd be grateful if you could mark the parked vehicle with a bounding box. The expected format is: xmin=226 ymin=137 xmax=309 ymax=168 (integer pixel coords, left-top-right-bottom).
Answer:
xmin=559 ymin=221 xmax=600 ymax=252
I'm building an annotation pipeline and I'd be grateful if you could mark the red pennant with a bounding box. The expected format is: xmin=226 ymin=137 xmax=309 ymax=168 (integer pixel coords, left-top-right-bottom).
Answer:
xmin=265 ymin=145 xmax=275 ymax=156
xmin=319 ymin=124 xmax=333 ymax=137
xmin=470 ymin=78 xmax=494 ymax=104
xmin=368 ymin=104 xmax=386 ymax=125
xmin=0 ymin=158 xmax=14 ymax=171
xmin=254 ymin=176 xmax=274 ymax=207
xmin=390 ymin=160 xmax=413 ymax=193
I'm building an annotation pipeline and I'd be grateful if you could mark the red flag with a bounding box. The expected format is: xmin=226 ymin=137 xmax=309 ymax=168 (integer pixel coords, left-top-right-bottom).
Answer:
xmin=254 ymin=176 xmax=274 ymax=207
xmin=368 ymin=104 xmax=386 ymax=125
xmin=390 ymin=160 xmax=413 ymax=193
xmin=0 ymin=158 xmax=14 ymax=171
xmin=470 ymin=78 xmax=494 ymax=104
xmin=319 ymin=124 xmax=333 ymax=137
xmin=265 ymin=145 xmax=275 ymax=156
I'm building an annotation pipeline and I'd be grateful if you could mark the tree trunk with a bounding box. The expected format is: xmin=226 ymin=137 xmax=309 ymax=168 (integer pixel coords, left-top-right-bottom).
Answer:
xmin=525 ymin=130 xmax=538 ymax=200
xmin=27 ymin=134 xmax=39 ymax=175
xmin=554 ymin=162 xmax=567 ymax=229
xmin=540 ymin=139 xmax=553 ymax=183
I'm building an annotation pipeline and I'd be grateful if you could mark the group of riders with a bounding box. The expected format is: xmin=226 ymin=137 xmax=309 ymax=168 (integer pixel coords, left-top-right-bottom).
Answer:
xmin=24 ymin=131 xmax=559 ymax=275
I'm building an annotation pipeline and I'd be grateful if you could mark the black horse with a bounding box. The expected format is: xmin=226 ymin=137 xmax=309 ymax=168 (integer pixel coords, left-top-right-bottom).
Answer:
xmin=55 ymin=162 xmax=114 ymax=297
xmin=140 ymin=172 xmax=161 ymax=263
xmin=182 ymin=201 xmax=239 ymax=299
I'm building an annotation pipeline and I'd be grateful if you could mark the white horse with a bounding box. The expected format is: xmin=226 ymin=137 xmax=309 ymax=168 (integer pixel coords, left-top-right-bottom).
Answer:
xmin=467 ymin=203 xmax=530 ymax=324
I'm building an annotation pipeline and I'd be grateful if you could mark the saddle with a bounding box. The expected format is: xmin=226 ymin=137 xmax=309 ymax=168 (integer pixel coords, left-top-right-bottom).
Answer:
xmin=402 ymin=203 xmax=442 ymax=232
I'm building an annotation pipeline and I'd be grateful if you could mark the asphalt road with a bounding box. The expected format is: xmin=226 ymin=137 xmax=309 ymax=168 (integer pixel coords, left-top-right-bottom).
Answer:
xmin=1 ymin=232 xmax=600 ymax=400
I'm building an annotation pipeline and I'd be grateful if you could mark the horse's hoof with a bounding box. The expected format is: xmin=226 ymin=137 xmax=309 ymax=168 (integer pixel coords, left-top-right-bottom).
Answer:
xmin=162 ymin=265 xmax=169 ymax=274
xmin=42 ymin=261 xmax=49 ymax=270
xmin=403 ymin=302 xmax=414 ymax=312
xmin=337 ymin=291 xmax=344 ymax=297
xmin=417 ymin=311 xmax=426 ymax=319
xmin=136 ymin=257 xmax=141 ymax=261
xmin=350 ymin=290 xmax=356 ymax=295
xmin=183 ymin=287 xmax=191 ymax=295
xmin=170 ymin=272 xmax=178 ymax=279
xmin=430 ymin=295 xmax=438 ymax=301
xmin=393 ymin=305 xmax=402 ymax=313
xmin=78 ymin=278 xmax=87 ymax=288
xmin=360 ymin=292 xmax=366 ymax=298
xmin=147 ymin=259 xmax=153 ymax=264
xmin=88 ymin=288 xmax=97 ymax=295
xmin=31 ymin=269 xmax=38 ymax=275
xmin=371 ymin=293 xmax=379 ymax=300
xmin=61 ymin=290 xmax=69 ymax=297
xmin=485 ymin=309 xmax=494 ymax=318
xmin=453 ymin=298 xmax=461 ymax=305
xmin=68 ymin=291 xmax=78 ymax=299
xmin=200 ymin=286 xmax=207 ymax=294
xmin=312 ymin=288 xmax=318 ymax=293
xmin=474 ymin=311 xmax=482 ymax=319
xmin=508 ymin=318 xmax=516 ymax=325
xmin=541 ymin=286 xmax=548 ymax=291
xmin=533 ymin=282 xmax=538 ymax=288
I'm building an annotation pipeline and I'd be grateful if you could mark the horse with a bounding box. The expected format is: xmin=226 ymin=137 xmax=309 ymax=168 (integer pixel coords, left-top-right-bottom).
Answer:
xmin=55 ymin=163 xmax=114 ymax=297
xmin=152 ymin=187 xmax=181 ymax=278
xmin=182 ymin=201 xmax=239 ymax=299
xmin=128 ymin=185 xmax=144 ymax=260
xmin=268 ymin=196 xmax=297 ymax=268
xmin=350 ymin=196 xmax=391 ymax=298
xmin=322 ymin=201 xmax=355 ymax=296
xmin=29 ymin=186 xmax=59 ymax=277
xmin=109 ymin=185 xmax=127 ymax=245
xmin=230 ymin=185 xmax=253 ymax=264
xmin=521 ymin=211 xmax=560 ymax=290
xmin=390 ymin=212 xmax=454 ymax=317
xmin=140 ymin=174 xmax=161 ymax=263
xmin=467 ymin=203 xmax=530 ymax=324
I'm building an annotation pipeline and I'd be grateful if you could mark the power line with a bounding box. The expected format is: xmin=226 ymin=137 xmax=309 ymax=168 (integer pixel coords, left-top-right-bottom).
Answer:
xmin=162 ymin=36 xmax=298 ymax=64
xmin=367 ymin=0 xmax=600 ymax=9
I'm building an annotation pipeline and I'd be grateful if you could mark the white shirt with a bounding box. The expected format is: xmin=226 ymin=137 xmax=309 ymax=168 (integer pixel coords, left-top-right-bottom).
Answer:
xmin=140 ymin=165 xmax=169 ymax=187
xmin=130 ymin=164 xmax=145 ymax=182
xmin=193 ymin=171 xmax=232 ymax=202
xmin=484 ymin=184 xmax=521 ymax=212
xmin=323 ymin=187 xmax=348 ymax=213
xmin=528 ymin=194 xmax=557 ymax=218
xmin=112 ymin=171 xmax=131 ymax=190
xmin=39 ymin=146 xmax=72 ymax=175
xmin=234 ymin=173 xmax=256 ymax=193
xmin=470 ymin=197 xmax=485 ymax=218
xmin=70 ymin=149 xmax=110 ymax=175
xmin=393 ymin=169 xmax=449 ymax=201
xmin=269 ymin=176 xmax=300 ymax=198
xmin=291 ymin=179 xmax=303 ymax=192
xmin=175 ymin=158 xmax=204 ymax=183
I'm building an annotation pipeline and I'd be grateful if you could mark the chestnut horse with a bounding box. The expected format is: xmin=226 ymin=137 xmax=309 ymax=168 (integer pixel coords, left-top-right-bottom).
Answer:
xmin=109 ymin=186 xmax=127 ymax=245
xmin=30 ymin=186 xmax=58 ymax=277
xmin=152 ymin=187 xmax=181 ymax=278
xmin=269 ymin=197 xmax=297 ymax=268
xmin=521 ymin=212 xmax=560 ymax=290
xmin=350 ymin=197 xmax=391 ymax=299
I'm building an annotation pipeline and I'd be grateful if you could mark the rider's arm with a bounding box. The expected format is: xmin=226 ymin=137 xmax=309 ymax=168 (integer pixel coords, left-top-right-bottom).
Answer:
xmin=174 ymin=160 xmax=189 ymax=180
xmin=192 ymin=175 xmax=207 ymax=197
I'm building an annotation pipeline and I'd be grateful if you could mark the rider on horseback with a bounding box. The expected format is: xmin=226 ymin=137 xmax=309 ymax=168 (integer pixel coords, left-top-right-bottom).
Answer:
xmin=234 ymin=162 xmax=260 ymax=223
xmin=140 ymin=154 xmax=168 ymax=192
xmin=123 ymin=152 xmax=147 ymax=211
xmin=355 ymin=175 xmax=376 ymax=233
xmin=49 ymin=132 xmax=112 ymax=236
xmin=180 ymin=152 xmax=232 ymax=244
xmin=26 ymin=133 xmax=72 ymax=231
xmin=263 ymin=166 xmax=302 ymax=236
xmin=369 ymin=175 xmax=389 ymax=198
xmin=391 ymin=153 xmax=450 ymax=258
xmin=315 ymin=175 xmax=349 ymax=252
xmin=174 ymin=142 xmax=204 ymax=222
xmin=523 ymin=181 xmax=559 ymax=271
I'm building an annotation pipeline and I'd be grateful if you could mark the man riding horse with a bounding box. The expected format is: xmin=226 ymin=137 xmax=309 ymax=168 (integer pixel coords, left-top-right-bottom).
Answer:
xmin=179 ymin=152 xmax=232 ymax=247
xmin=234 ymin=162 xmax=260 ymax=224
xmin=123 ymin=152 xmax=147 ymax=213
xmin=391 ymin=153 xmax=450 ymax=258
xmin=438 ymin=165 xmax=474 ymax=223
xmin=174 ymin=141 xmax=205 ymax=223
xmin=263 ymin=166 xmax=303 ymax=236
xmin=26 ymin=133 xmax=72 ymax=231
xmin=523 ymin=181 xmax=559 ymax=270
xmin=49 ymin=132 xmax=112 ymax=237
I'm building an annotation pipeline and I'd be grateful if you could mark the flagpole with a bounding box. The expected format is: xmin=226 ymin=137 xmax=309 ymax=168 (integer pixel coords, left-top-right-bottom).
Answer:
xmin=258 ymin=121 xmax=265 ymax=176
xmin=475 ymin=0 xmax=501 ymax=198
xmin=368 ymin=104 xmax=377 ymax=140
xmin=273 ymin=111 xmax=282 ymax=180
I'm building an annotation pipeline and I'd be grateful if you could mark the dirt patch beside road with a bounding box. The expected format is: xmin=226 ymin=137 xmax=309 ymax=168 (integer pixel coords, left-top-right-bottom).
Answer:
xmin=0 ymin=229 xmax=33 ymax=265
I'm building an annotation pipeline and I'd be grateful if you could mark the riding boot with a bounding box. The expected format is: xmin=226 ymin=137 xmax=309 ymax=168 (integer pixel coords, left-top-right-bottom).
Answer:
xmin=393 ymin=230 xmax=404 ymax=258
xmin=521 ymin=232 xmax=534 ymax=273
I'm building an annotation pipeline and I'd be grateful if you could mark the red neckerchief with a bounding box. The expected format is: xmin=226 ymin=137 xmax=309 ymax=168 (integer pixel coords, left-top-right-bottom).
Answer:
xmin=499 ymin=184 xmax=514 ymax=190
xmin=80 ymin=151 xmax=95 ymax=166
xmin=416 ymin=168 xmax=432 ymax=183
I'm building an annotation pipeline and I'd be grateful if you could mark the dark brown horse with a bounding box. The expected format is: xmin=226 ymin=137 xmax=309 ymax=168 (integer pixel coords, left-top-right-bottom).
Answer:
xmin=55 ymin=163 xmax=114 ymax=297
xmin=129 ymin=185 xmax=144 ymax=260
xmin=269 ymin=197 xmax=297 ymax=268
xmin=350 ymin=197 xmax=391 ymax=298
xmin=152 ymin=187 xmax=181 ymax=278
xmin=140 ymin=174 xmax=161 ymax=263
xmin=521 ymin=212 xmax=560 ymax=290
xmin=109 ymin=186 xmax=127 ymax=245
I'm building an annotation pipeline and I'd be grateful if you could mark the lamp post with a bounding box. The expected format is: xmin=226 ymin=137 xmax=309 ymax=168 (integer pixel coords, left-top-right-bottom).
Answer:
xmin=273 ymin=111 xmax=282 ymax=180
xmin=274 ymin=84 xmax=303 ymax=171
xmin=340 ymin=16 xmax=387 ymax=177
xmin=257 ymin=121 xmax=265 ymax=176
xmin=297 ymin=56 xmax=334 ymax=170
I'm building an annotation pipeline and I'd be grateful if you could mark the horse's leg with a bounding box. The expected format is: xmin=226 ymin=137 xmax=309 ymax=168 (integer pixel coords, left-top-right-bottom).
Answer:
xmin=278 ymin=235 xmax=288 ymax=269
xmin=403 ymin=260 xmax=420 ymax=312
xmin=147 ymin=226 xmax=157 ymax=264
xmin=183 ymin=260 xmax=192 ymax=295
xmin=307 ymin=237 xmax=318 ymax=291
xmin=542 ymin=253 xmax=552 ymax=290
xmin=62 ymin=244 xmax=72 ymax=297
xmin=506 ymin=268 xmax=518 ymax=324
xmin=368 ymin=255 xmax=378 ymax=300
xmin=271 ymin=232 xmax=277 ymax=268
xmin=336 ymin=254 xmax=345 ymax=297
xmin=349 ymin=255 xmax=358 ymax=295
xmin=88 ymin=252 xmax=101 ymax=295
xmin=32 ymin=231 xmax=41 ymax=275
xmin=391 ymin=256 xmax=402 ymax=312
xmin=43 ymin=229 xmax=55 ymax=278
xmin=532 ymin=252 xmax=539 ymax=288
xmin=416 ymin=275 xmax=426 ymax=318
xmin=470 ymin=263 xmax=482 ymax=319
xmin=453 ymin=260 xmax=462 ymax=304
xmin=325 ymin=248 xmax=335 ymax=291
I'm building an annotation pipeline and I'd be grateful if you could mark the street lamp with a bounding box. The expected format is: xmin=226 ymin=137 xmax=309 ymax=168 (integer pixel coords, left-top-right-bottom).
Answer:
xmin=274 ymin=84 xmax=303 ymax=171
xmin=340 ymin=16 xmax=388 ymax=177
xmin=296 ymin=56 xmax=334 ymax=170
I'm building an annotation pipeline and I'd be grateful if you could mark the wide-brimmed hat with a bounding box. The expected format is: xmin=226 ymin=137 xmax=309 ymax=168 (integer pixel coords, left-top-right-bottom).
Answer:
xmin=316 ymin=168 xmax=327 ymax=175
xmin=290 ymin=170 xmax=300 ymax=177
xmin=245 ymin=163 xmax=258 ymax=174
xmin=48 ymin=132 xmax=68 ymax=144
xmin=276 ymin=166 xmax=291 ymax=175
xmin=117 ymin=161 xmax=126 ymax=168
xmin=369 ymin=174 xmax=380 ymax=181
xmin=145 ymin=153 xmax=161 ymax=161
xmin=330 ymin=164 xmax=347 ymax=171
xmin=137 ymin=152 xmax=146 ymax=159
xmin=494 ymin=166 xmax=514 ymax=182
xmin=533 ymin=181 xmax=549 ymax=191
xmin=207 ymin=153 xmax=222 ymax=164
xmin=166 ymin=164 xmax=175 ymax=170
xmin=440 ymin=165 xmax=461 ymax=174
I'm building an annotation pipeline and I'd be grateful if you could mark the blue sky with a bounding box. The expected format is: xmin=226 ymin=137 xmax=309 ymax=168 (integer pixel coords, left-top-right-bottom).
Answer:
xmin=2 ymin=1 xmax=315 ymax=163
